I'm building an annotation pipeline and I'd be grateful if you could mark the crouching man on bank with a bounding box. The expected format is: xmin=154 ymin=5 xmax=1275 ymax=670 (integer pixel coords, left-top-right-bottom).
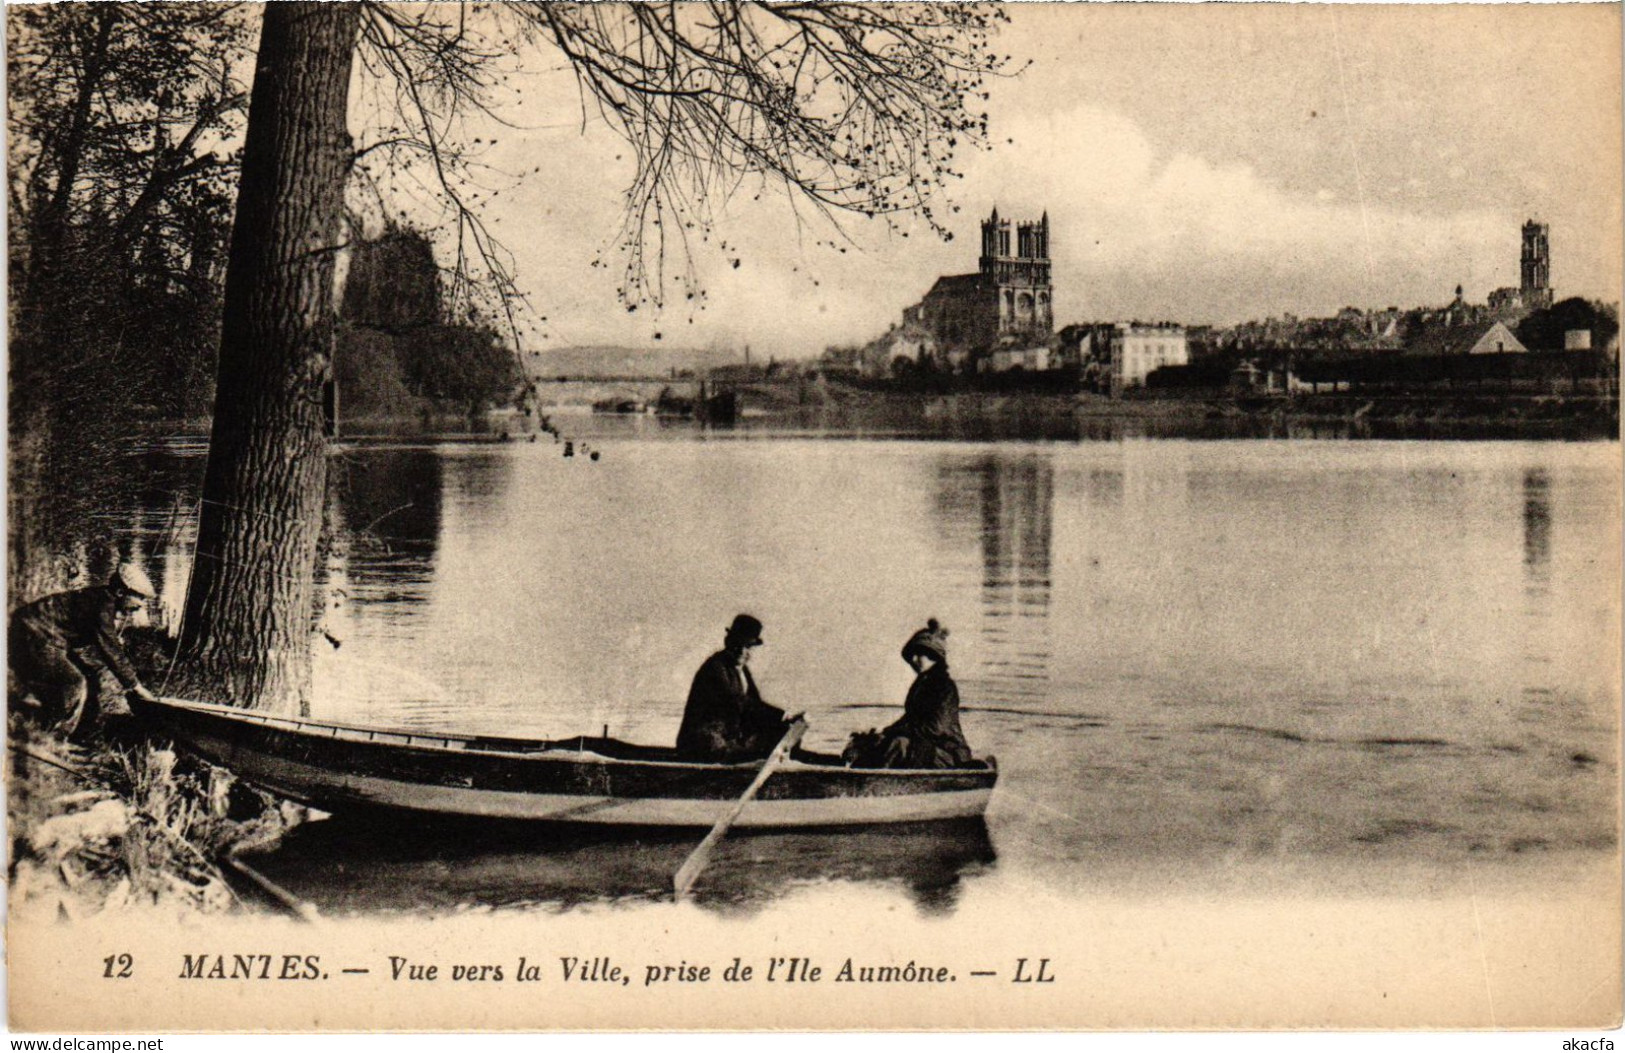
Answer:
xmin=9 ymin=564 xmax=161 ymax=738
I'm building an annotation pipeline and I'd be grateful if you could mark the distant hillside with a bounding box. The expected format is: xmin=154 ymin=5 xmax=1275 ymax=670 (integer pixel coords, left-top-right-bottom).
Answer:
xmin=525 ymin=345 xmax=750 ymax=379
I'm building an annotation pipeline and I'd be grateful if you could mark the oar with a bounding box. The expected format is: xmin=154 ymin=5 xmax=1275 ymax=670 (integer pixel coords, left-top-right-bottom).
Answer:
xmin=673 ymin=717 xmax=807 ymax=900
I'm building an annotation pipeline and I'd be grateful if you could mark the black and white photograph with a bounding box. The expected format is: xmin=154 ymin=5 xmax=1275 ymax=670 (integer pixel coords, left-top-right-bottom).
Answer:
xmin=5 ymin=0 xmax=1620 ymax=1034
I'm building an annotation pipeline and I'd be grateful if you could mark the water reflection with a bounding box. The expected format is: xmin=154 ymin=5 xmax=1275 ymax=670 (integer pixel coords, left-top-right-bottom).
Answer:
xmin=441 ymin=446 xmax=518 ymax=505
xmin=1522 ymin=468 xmax=1552 ymax=582
xmin=933 ymin=455 xmax=1056 ymax=709
xmin=320 ymin=448 xmax=446 ymax=646
xmin=1083 ymin=466 xmax=1125 ymax=507
xmin=251 ymin=815 xmax=995 ymax=916
xmin=1518 ymin=467 xmax=1557 ymax=718
xmin=75 ymin=440 xmax=205 ymax=632
xmin=139 ymin=491 xmax=200 ymax=633
xmin=329 ymin=448 xmax=444 ymax=588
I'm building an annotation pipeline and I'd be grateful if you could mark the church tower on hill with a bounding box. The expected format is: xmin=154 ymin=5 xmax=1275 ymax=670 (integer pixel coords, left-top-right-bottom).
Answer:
xmin=900 ymin=206 xmax=1056 ymax=368
xmin=979 ymin=207 xmax=1053 ymax=336
xmin=1488 ymin=218 xmax=1556 ymax=317
xmin=1520 ymin=219 xmax=1552 ymax=310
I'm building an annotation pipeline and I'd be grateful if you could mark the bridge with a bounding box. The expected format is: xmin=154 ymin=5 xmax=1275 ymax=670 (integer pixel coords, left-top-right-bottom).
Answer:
xmin=530 ymin=376 xmax=704 ymax=408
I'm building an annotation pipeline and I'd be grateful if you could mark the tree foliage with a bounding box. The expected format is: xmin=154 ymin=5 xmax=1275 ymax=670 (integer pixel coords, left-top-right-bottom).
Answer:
xmin=7 ymin=3 xmax=252 ymax=595
xmin=7 ymin=3 xmax=251 ymax=419
xmin=342 ymin=225 xmax=443 ymax=335
xmin=400 ymin=323 xmax=521 ymax=415
xmin=1514 ymin=297 xmax=1621 ymax=353
xmin=339 ymin=224 xmax=522 ymax=420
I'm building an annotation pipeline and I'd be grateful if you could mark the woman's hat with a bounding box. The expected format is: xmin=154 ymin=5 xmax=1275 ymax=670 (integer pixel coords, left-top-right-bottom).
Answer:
xmin=725 ymin=614 xmax=764 ymax=647
xmin=902 ymin=618 xmax=949 ymax=664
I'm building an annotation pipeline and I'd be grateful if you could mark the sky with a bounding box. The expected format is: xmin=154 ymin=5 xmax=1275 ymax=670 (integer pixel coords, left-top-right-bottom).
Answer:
xmin=372 ymin=3 xmax=1623 ymax=359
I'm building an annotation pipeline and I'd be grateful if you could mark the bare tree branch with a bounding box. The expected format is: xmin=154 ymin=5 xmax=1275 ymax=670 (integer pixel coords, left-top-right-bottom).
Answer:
xmin=345 ymin=1 xmax=1007 ymax=324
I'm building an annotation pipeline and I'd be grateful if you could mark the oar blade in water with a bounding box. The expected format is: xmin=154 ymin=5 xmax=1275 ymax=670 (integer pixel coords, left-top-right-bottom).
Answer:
xmin=673 ymin=719 xmax=807 ymax=899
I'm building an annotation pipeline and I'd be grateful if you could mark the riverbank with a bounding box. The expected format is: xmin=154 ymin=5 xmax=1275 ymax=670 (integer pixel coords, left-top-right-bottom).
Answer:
xmin=6 ymin=710 xmax=306 ymax=922
xmin=536 ymin=379 xmax=1618 ymax=441
xmin=1203 ymin=390 xmax=1620 ymax=438
xmin=685 ymin=386 xmax=1621 ymax=441
xmin=126 ymin=384 xmax=1621 ymax=446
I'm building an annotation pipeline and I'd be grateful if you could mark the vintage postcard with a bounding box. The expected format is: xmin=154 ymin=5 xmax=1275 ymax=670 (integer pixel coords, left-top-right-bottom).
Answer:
xmin=5 ymin=1 xmax=1620 ymax=1035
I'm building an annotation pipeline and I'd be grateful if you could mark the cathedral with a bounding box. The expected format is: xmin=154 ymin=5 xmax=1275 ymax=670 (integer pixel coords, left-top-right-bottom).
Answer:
xmin=902 ymin=208 xmax=1054 ymax=364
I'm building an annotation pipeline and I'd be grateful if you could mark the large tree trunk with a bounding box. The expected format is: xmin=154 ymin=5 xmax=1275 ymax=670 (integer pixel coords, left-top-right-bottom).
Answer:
xmin=175 ymin=4 xmax=358 ymax=712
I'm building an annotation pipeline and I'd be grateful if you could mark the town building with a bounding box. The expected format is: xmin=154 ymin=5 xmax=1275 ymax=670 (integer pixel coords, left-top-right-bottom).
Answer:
xmin=983 ymin=345 xmax=1054 ymax=373
xmin=902 ymin=207 xmax=1053 ymax=364
xmin=1405 ymin=319 xmax=1527 ymax=356
xmin=1487 ymin=287 xmax=1526 ymax=315
xmin=859 ymin=322 xmax=939 ymax=376
xmin=1106 ymin=323 xmax=1188 ymax=393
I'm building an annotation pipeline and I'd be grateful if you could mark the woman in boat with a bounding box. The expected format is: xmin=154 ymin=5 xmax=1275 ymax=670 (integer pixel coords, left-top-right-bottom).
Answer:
xmin=877 ymin=619 xmax=974 ymax=770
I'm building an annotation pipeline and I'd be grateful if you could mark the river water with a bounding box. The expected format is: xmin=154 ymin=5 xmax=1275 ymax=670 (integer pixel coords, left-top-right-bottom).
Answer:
xmin=113 ymin=424 xmax=1619 ymax=915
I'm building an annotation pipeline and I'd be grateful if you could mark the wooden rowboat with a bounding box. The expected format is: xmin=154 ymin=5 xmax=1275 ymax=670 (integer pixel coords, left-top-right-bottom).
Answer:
xmin=130 ymin=695 xmax=997 ymax=828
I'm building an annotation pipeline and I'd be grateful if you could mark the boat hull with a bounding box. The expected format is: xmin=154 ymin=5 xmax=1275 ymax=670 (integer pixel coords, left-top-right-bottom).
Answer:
xmin=132 ymin=696 xmax=996 ymax=828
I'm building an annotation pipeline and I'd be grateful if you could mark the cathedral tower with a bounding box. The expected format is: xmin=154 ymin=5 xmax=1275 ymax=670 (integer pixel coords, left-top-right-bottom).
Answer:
xmin=1520 ymin=220 xmax=1552 ymax=310
xmin=978 ymin=208 xmax=1052 ymax=337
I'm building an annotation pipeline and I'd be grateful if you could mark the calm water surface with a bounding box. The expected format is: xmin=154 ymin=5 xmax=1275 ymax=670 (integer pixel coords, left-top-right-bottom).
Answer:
xmin=120 ymin=432 xmax=1620 ymax=914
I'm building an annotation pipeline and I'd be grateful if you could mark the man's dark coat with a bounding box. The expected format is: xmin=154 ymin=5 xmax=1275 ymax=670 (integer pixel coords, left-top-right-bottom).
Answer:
xmin=677 ymin=650 xmax=786 ymax=761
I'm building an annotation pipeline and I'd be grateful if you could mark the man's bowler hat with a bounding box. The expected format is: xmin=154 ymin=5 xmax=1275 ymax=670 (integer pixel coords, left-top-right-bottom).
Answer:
xmin=725 ymin=614 xmax=764 ymax=647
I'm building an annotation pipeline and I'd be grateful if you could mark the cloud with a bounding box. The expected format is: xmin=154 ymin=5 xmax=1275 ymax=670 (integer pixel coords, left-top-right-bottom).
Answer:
xmin=476 ymin=87 xmax=950 ymax=355
xmin=448 ymin=65 xmax=1591 ymax=354
xmin=962 ymin=103 xmax=1515 ymax=324
xmin=375 ymin=5 xmax=1617 ymax=356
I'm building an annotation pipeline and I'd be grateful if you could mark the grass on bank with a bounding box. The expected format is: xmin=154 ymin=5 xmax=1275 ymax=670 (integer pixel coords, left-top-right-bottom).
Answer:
xmin=7 ymin=706 xmax=304 ymax=920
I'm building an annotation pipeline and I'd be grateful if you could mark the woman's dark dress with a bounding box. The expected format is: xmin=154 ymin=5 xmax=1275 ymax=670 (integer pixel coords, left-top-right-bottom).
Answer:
xmin=881 ymin=663 xmax=974 ymax=769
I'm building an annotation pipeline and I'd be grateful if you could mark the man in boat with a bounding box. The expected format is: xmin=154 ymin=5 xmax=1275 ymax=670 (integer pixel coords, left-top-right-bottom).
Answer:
xmin=677 ymin=614 xmax=793 ymax=762
xmin=874 ymin=619 xmax=974 ymax=769
xmin=8 ymin=564 xmax=161 ymax=738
